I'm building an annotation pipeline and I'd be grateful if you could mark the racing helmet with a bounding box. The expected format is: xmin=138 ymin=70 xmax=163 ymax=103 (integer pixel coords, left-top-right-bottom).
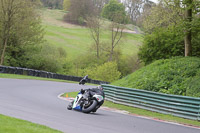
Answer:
xmin=97 ymin=85 xmax=103 ymax=90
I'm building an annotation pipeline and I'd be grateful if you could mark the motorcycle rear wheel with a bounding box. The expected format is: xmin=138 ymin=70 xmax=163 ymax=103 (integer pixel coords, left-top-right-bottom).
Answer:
xmin=82 ymin=100 xmax=97 ymax=113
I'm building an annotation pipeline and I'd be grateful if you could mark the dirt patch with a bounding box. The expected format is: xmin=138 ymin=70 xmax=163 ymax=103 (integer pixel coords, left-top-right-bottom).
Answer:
xmin=113 ymin=28 xmax=138 ymax=34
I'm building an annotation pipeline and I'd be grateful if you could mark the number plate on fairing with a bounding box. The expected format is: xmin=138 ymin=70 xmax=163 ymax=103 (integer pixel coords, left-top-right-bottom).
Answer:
xmin=72 ymin=93 xmax=83 ymax=110
xmin=93 ymin=95 xmax=104 ymax=102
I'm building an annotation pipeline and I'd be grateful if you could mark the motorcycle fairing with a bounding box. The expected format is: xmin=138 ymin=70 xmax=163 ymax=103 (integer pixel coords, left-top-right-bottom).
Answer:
xmin=93 ymin=94 xmax=104 ymax=102
xmin=72 ymin=93 xmax=83 ymax=111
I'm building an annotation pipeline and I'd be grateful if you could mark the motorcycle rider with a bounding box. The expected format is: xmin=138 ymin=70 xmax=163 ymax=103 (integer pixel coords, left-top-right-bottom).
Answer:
xmin=67 ymin=85 xmax=104 ymax=111
xmin=79 ymin=75 xmax=89 ymax=85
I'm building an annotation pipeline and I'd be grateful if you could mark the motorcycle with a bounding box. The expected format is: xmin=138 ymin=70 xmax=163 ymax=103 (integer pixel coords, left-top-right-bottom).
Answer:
xmin=68 ymin=90 xmax=104 ymax=113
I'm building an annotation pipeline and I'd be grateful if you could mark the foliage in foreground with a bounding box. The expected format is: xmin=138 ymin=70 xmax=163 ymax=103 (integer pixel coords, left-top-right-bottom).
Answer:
xmin=112 ymin=57 xmax=200 ymax=97
xmin=0 ymin=114 xmax=61 ymax=133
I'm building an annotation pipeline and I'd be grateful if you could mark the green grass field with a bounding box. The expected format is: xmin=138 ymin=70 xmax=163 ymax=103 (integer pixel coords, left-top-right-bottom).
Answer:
xmin=41 ymin=9 xmax=143 ymax=60
xmin=0 ymin=114 xmax=61 ymax=133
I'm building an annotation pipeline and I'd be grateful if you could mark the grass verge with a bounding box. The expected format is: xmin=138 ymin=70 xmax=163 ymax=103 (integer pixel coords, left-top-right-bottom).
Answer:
xmin=0 ymin=114 xmax=61 ymax=133
xmin=0 ymin=73 xmax=97 ymax=86
xmin=62 ymin=92 xmax=200 ymax=127
xmin=112 ymin=57 xmax=200 ymax=97
xmin=0 ymin=73 xmax=76 ymax=83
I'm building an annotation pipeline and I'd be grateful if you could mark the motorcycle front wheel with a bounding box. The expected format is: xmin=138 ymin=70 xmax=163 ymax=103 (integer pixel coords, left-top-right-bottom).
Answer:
xmin=82 ymin=100 xmax=97 ymax=113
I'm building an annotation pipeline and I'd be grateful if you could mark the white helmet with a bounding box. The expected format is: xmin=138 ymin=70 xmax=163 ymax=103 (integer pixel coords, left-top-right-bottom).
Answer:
xmin=97 ymin=85 xmax=103 ymax=90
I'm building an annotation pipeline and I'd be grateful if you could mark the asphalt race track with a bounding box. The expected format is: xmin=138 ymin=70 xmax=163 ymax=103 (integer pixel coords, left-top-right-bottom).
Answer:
xmin=0 ymin=78 xmax=199 ymax=133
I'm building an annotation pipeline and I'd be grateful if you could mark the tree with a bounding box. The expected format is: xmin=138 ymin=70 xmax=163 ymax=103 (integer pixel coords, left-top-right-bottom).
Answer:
xmin=0 ymin=0 xmax=13 ymax=65
xmin=101 ymin=0 xmax=128 ymax=61
xmin=140 ymin=0 xmax=200 ymax=63
xmin=93 ymin=0 xmax=110 ymax=15
xmin=121 ymin=0 xmax=155 ymax=25
xmin=108 ymin=20 xmax=125 ymax=61
xmin=40 ymin=0 xmax=63 ymax=9
xmin=0 ymin=0 xmax=23 ymax=65
xmin=63 ymin=0 xmax=70 ymax=11
xmin=0 ymin=0 xmax=43 ymax=66
xmin=142 ymin=2 xmax=183 ymax=33
xmin=101 ymin=0 xmax=127 ymax=23
xmin=123 ymin=0 xmax=142 ymax=24
xmin=184 ymin=0 xmax=193 ymax=56
xmin=63 ymin=0 xmax=95 ymax=25
xmin=86 ymin=16 xmax=102 ymax=61
xmin=63 ymin=0 xmax=110 ymax=25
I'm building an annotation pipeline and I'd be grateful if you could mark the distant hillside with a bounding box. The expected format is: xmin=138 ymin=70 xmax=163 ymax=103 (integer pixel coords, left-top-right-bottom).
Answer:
xmin=112 ymin=57 xmax=200 ymax=97
xmin=41 ymin=9 xmax=143 ymax=60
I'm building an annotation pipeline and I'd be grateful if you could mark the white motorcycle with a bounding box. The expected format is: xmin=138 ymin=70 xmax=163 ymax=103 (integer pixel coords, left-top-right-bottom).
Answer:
xmin=68 ymin=90 xmax=104 ymax=113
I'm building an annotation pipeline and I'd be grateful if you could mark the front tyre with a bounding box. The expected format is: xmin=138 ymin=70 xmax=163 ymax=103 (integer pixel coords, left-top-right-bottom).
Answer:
xmin=82 ymin=100 xmax=98 ymax=113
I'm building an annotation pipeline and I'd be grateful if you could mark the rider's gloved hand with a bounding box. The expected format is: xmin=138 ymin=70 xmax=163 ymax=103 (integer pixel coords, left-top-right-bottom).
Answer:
xmin=81 ymin=89 xmax=85 ymax=94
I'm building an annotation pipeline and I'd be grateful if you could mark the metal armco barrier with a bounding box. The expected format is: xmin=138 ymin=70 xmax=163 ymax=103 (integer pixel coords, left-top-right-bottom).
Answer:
xmin=0 ymin=66 xmax=109 ymax=85
xmin=102 ymin=84 xmax=200 ymax=120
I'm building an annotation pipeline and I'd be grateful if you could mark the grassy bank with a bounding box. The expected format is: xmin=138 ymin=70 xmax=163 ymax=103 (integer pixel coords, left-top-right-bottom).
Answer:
xmin=0 ymin=114 xmax=61 ymax=133
xmin=112 ymin=57 xmax=200 ymax=97
xmin=62 ymin=92 xmax=200 ymax=127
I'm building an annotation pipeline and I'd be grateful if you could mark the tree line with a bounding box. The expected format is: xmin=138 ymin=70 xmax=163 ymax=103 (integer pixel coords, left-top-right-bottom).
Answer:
xmin=0 ymin=0 xmax=43 ymax=66
xmin=63 ymin=0 xmax=154 ymax=25
xmin=0 ymin=0 xmax=133 ymax=82
xmin=1 ymin=0 xmax=199 ymax=82
xmin=139 ymin=0 xmax=200 ymax=64
xmin=40 ymin=0 xmax=63 ymax=9
xmin=0 ymin=0 xmax=67 ymax=74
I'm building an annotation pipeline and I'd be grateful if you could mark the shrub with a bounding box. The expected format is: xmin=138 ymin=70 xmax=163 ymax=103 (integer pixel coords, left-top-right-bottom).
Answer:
xmin=23 ymin=44 xmax=67 ymax=73
xmin=186 ymin=70 xmax=200 ymax=97
xmin=139 ymin=27 xmax=200 ymax=65
xmin=80 ymin=62 xmax=121 ymax=82
xmin=138 ymin=27 xmax=184 ymax=65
